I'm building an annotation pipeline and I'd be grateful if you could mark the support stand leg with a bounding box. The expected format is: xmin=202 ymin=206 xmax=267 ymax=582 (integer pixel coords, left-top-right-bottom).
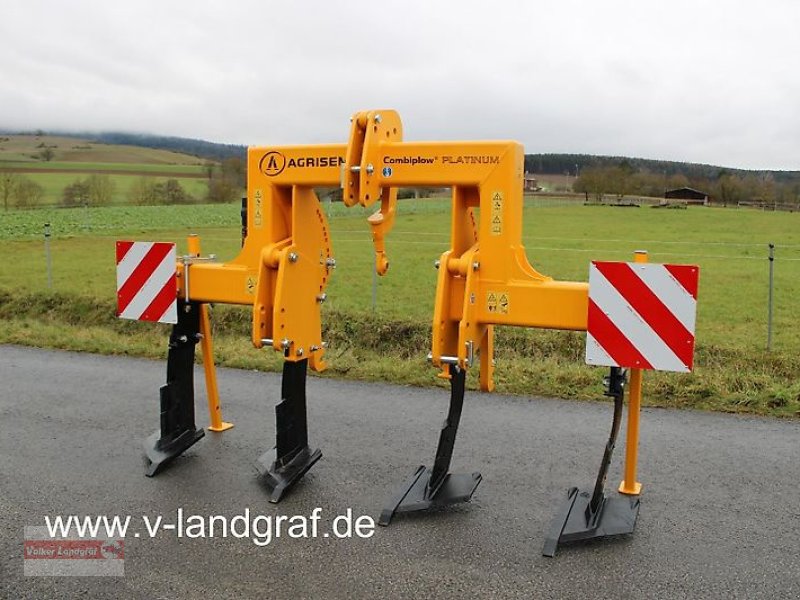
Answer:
xmin=255 ymin=359 xmax=322 ymax=503
xmin=543 ymin=367 xmax=640 ymax=557
xmin=379 ymin=364 xmax=481 ymax=526
xmin=144 ymin=300 xmax=205 ymax=477
xmin=199 ymin=303 xmax=233 ymax=432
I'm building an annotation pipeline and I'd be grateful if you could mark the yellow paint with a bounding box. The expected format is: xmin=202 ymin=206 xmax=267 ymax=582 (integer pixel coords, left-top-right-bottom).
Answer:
xmin=619 ymin=250 xmax=648 ymax=496
xmin=186 ymin=235 xmax=233 ymax=433
xmin=367 ymin=188 xmax=397 ymax=276
xmin=342 ymin=110 xmax=589 ymax=390
xmin=172 ymin=109 xmax=588 ymax=386
xmin=156 ymin=110 xmax=650 ymax=499
xmin=199 ymin=302 xmax=233 ymax=432
xmin=173 ymin=145 xmax=341 ymax=370
xmin=187 ymin=234 xmax=201 ymax=256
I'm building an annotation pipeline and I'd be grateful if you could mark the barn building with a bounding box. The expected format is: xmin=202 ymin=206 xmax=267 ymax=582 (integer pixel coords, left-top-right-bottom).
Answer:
xmin=664 ymin=187 xmax=709 ymax=205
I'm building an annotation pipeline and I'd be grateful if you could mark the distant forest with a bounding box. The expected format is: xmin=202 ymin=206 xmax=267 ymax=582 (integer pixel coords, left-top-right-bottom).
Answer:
xmin=10 ymin=129 xmax=799 ymax=181
xmin=88 ymin=134 xmax=800 ymax=205
xmin=524 ymin=153 xmax=800 ymax=185
xmin=81 ymin=132 xmax=247 ymax=161
xmin=6 ymin=129 xmax=799 ymax=205
xmin=526 ymin=153 xmax=800 ymax=206
xmin=0 ymin=130 xmax=248 ymax=161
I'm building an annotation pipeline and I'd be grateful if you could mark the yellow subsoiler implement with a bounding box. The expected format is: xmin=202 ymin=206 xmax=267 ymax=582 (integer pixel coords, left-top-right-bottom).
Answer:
xmin=117 ymin=109 xmax=698 ymax=556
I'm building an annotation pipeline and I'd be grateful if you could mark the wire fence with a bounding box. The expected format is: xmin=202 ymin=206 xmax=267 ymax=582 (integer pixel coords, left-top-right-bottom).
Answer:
xmin=4 ymin=199 xmax=799 ymax=352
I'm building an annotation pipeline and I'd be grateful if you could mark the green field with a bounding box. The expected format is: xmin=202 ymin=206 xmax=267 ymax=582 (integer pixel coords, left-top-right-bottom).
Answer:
xmin=1 ymin=199 xmax=799 ymax=416
xmin=0 ymin=161 xmax=207 ymax=174
xmin=16 ymin=172 xmax=208 ymax=205
xmin=0 ymin=134 xmax=211 ymax=206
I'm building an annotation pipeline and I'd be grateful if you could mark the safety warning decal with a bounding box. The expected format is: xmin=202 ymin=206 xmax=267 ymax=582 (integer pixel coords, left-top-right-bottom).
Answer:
xmin=491 ymin=191 xmax=503 ymax=236
xmin=487 ymin=291 xmax=509 ymax=314
xmin=246 ymin=275 xmax=257 ymax=295
xmin=254 ymin=190 xmax=263 ymax=228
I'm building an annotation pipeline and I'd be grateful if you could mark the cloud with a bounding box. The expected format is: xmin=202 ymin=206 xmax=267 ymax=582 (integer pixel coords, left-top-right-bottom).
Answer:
xmin=1 ymin=0 xmax=798 ymax=169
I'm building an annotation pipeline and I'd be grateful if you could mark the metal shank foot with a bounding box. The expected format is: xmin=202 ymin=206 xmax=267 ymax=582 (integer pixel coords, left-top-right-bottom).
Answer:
xmin=144 ymin=427 xmax=205 ymax=477
xmin=379 ymin=466 xmax=482 ymax=526
xmin=379 ymin=363 xmax=478 ymax=526
xmin=542 ymin=487 xmax=640 ymax=557
xmin=255 ymin=446 xmax=323 ymax=503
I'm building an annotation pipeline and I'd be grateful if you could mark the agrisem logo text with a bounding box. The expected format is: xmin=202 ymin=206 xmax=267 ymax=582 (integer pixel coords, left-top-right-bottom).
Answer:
xmin=258 ymin=151 xmax=345 ymax=177
xmin=259 ymin=151 xmax=286 ymax=177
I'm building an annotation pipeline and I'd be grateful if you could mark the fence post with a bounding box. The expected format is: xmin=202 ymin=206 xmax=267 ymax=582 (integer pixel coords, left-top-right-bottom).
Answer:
xmin=767 ymin=243 xmax=775 ymax=350
xmin=44 ymin=222 xmax=53 ymax=289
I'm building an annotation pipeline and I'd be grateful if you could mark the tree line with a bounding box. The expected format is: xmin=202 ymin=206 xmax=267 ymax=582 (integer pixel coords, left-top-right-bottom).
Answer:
xmin=6 ymin=132 xmax=800 ymax=209
xmin=525 ymin=153 xmax=800 ymax=186
xmin=8 ymin=129 xmax=798 ymax=187
xmin=570 ymin=164 xmax=800 ymax=206
xmin=1 ymin=157 xmax=247 ymax=210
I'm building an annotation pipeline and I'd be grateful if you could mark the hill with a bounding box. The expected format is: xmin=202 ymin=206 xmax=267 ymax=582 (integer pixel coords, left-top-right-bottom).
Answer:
xmin=0 ymin=135 xmax=241 ymax=209
xmin=0 ymin=135 xmax=207 ymax=166
xmin=4 ymin=128 xmax=799 ymax=209
xmin=5 ymin=129 xmax=799 ymax=183
xmin=87 ymin=132 xmax=246 ymax=161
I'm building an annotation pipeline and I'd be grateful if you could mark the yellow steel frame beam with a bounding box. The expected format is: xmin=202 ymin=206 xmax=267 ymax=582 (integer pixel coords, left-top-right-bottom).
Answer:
xmin=343 ymin=110 xmax=589 ymax=386
xmin=176 ymin=109 xmax=588 ymax=385
xmin=166 ymin=108 xmax=640 ymax=495
xmin=178 ymin=144 xmax=350 ymax=370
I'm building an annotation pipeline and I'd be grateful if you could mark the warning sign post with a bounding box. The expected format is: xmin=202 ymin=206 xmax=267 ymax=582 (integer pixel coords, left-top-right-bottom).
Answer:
xmin=585 ymin=251 xmax=699 ymax=494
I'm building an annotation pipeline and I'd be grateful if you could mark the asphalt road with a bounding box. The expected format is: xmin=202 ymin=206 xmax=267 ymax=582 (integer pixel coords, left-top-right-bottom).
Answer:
xmin=1 ymin=345 xmax=799 ymax=599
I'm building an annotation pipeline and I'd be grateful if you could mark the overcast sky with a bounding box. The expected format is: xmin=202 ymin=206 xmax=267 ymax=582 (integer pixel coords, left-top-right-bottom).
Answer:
xmin=1 ymin=0 xmax=798 ymax=170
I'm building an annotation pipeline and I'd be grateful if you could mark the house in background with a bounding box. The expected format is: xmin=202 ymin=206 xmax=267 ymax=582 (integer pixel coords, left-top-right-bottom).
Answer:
xmin=664 ymin=187 xmax=709 ymax=205
xmin=523 ymin=172 xmax=541 ymax=192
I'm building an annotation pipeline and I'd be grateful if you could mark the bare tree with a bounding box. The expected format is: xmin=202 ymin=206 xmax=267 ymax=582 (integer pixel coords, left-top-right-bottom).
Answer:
xmin=14 ymin=179 xmax=44 ymax=207
xmin=1 ymin=172 xmax=20 ymax=211
xmin=86 ymin=174 xmax=115 ymax=206
xmin=61 ymin=179 xmax=90 ymax=207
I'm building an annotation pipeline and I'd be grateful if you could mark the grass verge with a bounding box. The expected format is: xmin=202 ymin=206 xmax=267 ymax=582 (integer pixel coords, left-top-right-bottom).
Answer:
xmin=1 ymin=289 xmax=798 ymax=418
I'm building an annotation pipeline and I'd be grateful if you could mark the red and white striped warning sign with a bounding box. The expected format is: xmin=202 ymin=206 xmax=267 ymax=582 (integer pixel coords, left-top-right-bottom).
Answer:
xmin=115 ymin=241 xmax=177 ymax=324
xmin=585 ymin=261 xmax=699 ymax=373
